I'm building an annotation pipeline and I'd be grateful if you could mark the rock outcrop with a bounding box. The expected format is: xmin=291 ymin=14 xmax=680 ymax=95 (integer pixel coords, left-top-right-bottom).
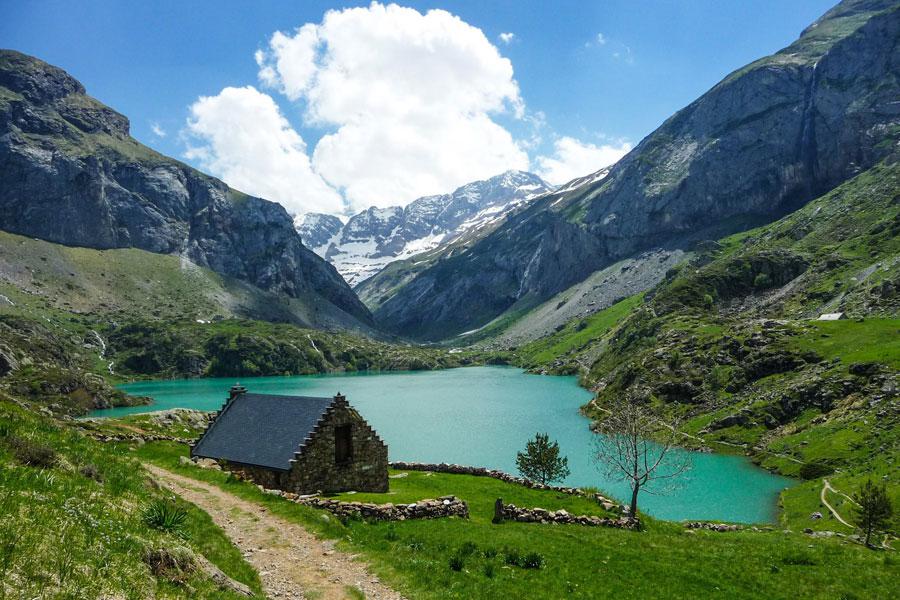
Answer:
xmin=0 ymin=50 xmax=371 ymax=324
xmin=374 ymin=0 xmax=900 ymax=340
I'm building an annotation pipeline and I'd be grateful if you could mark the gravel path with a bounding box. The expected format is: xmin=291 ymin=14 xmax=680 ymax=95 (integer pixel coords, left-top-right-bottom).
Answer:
xmin=821 ymin=479 xmax=854 ymax=528
xmin=146 ymin=464 xmax=406 ymax=600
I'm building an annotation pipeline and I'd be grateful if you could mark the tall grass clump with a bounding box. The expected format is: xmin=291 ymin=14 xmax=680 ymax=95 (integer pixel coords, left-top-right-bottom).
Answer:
xmin=142 ymin=499 xmax=189 ymax=537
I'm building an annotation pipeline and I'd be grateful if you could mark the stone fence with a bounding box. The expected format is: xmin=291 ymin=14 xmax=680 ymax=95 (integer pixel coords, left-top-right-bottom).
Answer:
xmin=683 ymin=521 xmax=742 ymax=532
xmin=493 ymin=500 xmax=638 ymax=529
xmin=389 ymin=461 xmax=622 ymax=512
xmin=84 ymin=431 xmax=184 ymax=444
xmin=288 ymin=493 xmax=469 ymax=521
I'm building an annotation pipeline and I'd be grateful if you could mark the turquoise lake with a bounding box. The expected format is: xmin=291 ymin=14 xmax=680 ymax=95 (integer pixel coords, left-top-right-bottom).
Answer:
xmin=97 ymin=366 xmax=793 ymax=523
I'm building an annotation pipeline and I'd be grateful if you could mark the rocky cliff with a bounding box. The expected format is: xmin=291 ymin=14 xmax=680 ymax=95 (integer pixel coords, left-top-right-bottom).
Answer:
xmin=0 ymin=50 xmax=372 ymax=324
xmin=374 ymin=0 xmax=900 ymax=340
xmin=296 ymin=171 xmax=552 ymax=286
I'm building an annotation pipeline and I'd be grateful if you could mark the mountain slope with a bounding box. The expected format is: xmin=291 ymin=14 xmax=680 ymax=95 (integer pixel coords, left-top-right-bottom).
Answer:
xmin=506 ymin=158 xmax=899 ymax=528
xmin=296 ymin=171 xmax=552 ymax=286
xmin=373 ymin=0 xmax=900 ymax=341
xmin=0 ymin=50 xmax=371 ymax=325
xmin=0 ymin=230 xmax=376 ymax=332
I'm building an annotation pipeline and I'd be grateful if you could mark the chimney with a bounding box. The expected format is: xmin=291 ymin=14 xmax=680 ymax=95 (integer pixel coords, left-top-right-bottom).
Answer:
xmin=229 ymin=383 xmax=247 ymax=401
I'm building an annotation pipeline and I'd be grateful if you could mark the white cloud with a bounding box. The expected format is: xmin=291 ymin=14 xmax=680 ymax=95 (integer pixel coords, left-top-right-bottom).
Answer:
xmin=536 ymin=136 xmax=631 ymax=185
xmin=183 ymin=86 xmax=344 ymax=216
xmin=499 ymin=32 xmax=515 ymax=44
xmin=256 ymin=2 xmax=528 ymax=211
xmin=150 ymin=122 xmax=166 ymax=137
xmin=595 ymin=33 xmax=606 ymax=45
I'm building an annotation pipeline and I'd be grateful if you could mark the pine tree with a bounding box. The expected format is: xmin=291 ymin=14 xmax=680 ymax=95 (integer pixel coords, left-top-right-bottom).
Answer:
xmin=516 ymin=433 xmax=570 ymax=485
xmin=853 ymin=479 xmax=893 ymax=547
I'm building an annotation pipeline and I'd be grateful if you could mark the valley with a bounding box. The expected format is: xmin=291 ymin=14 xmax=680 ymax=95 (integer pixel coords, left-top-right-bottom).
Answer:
xmin=0 ymin=0 xmax=898 ymax=598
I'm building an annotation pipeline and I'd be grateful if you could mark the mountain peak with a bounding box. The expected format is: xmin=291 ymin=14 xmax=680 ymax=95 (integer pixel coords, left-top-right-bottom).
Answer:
xmin=296 ymin=171 xmax=552 ymax=285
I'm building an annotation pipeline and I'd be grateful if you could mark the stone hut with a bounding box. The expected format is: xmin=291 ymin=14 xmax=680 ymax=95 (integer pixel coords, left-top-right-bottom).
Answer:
xmin=190 ymin=385 xmax=388 ymax=494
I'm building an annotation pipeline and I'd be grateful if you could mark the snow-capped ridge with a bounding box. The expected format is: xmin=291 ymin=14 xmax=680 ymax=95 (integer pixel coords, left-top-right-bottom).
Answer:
xmin=295 ymin=170 xmax=553 ymax=285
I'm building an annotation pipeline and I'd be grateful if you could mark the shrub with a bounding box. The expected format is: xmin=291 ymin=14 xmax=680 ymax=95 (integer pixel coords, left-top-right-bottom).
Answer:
xmin=522 ymin=552 xmax=545 ymax=569
xmin=753 ymin=273 xmax=772 ymax=289
xmin=503 ymin=547 xmax=522 ymax=566
xmin=7 ymin=436 xmax=56 ymax=468
xmin=142 ymin=499 xmax=188 ymax=537
xmin=79 ymin=463 xmax=103 ymax=483
xmin=448 ymin=553 xmax=465 ymax=572
xmin=798 ymin=461 xmax=833 ymax=480
xmin=458 ymin=541 xmax=478 ymax=557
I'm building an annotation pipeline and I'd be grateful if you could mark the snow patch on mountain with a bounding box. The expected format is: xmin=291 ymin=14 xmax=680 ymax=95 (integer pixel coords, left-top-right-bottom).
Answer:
xmin=296 ymin=170 xmax=553 ymax=286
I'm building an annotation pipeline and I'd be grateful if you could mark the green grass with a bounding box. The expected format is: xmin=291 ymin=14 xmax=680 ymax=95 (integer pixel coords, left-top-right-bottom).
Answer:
xmin=331 ymin=470 xmax=616 ymax=521
xmin=0 ymin=399 xmax=263 ymax=598
xmin=517 ymin=294 xmax=644 ymax=366
xmin=792 ymin=319 xmax=900 ymax=368
xmin=132 ymin=440 xmax=899 ymax=600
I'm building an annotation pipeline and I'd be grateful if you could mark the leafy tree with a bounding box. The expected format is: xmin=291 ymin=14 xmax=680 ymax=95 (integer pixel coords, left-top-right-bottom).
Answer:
xmin=592 ymin=393 xmax=690 ymax=520
xmin=516 ymin=433 xmax=570 ymax=485
xmin=853 ymin=479 xmax=893 ymax=547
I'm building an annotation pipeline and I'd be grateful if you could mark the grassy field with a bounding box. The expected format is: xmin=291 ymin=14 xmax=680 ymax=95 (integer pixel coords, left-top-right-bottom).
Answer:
xmin=0 ymin=398 xmax=263 ymax=599
xmin=792 ymin=319 xmax=900 ymax=368
xmin=131 ymin=440 xmax=898 ymax=600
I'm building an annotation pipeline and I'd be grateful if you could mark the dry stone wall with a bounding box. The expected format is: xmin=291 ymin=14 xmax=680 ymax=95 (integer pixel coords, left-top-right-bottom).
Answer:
xmin=495 ymin=501 xmax=637 ymax=529
xmin=389 ymin=461 xmax=623 ymax=511
xmin=289 ymin=494 xmax=469 ymax=521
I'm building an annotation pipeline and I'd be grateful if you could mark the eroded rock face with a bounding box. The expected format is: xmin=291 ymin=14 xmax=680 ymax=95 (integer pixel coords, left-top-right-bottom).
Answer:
xmin=0 ymin=50 xmax=371 ymax=324
xmin=375 ymin=0 xmax=900 ymax=340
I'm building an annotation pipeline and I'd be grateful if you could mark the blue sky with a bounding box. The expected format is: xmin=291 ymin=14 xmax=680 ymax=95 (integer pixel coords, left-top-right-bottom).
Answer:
xmin=1 ymin=0 xmax=836 ymax=215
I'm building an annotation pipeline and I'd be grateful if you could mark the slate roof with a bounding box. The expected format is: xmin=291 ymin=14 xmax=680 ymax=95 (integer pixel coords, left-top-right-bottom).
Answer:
xmin=191 ymin=392 xmax=336 ymax=471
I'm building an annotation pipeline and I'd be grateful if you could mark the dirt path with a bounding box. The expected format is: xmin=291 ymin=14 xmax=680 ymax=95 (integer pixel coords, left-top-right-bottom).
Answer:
xmin=821 ymin=479 xmax=854 ymax=528
xmin=145 ymin=464 xmax=406 ymax=600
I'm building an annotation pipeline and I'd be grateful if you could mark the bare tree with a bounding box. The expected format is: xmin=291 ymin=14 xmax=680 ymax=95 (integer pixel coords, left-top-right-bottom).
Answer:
xmin=592 ymin=394 xmax=691 ymax=520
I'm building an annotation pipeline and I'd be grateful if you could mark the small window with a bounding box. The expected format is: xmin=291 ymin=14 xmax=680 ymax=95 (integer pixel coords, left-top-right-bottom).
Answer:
xmin=335 ymin=424 xmax=353 ymax=464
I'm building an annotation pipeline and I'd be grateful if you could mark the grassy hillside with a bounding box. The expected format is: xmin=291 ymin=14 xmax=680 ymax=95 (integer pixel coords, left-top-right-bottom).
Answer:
xmin=0 ymin=230 xmax=373 ymax=332
xmin=495 ymin=160 xmax=899 ymax=539
xmin=0 ymin=396 xmax=263 ymax=598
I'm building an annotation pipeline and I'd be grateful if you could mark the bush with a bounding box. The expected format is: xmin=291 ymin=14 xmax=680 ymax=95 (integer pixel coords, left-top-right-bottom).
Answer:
xmin=79 ymin=463 xmax=103 ymax=482
xmin=448 ymin=553 xmax=465 ymax=571
xmin=142 ymin=499 xmax=188 ymax=537
xmin=522 ymin=552 xmax=545 ymax=569
xmin=7 ymin=436 xmax=56 ymax=468
xmin=503 ymin=547 xmax=522 ymax=566
xmin=799 ymin=461 xmax=834 ymax=480
xmin=754 ymin=273 xmax=773 ymax=289
xmin=458 ymin=541 xmax=478 ymax=557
